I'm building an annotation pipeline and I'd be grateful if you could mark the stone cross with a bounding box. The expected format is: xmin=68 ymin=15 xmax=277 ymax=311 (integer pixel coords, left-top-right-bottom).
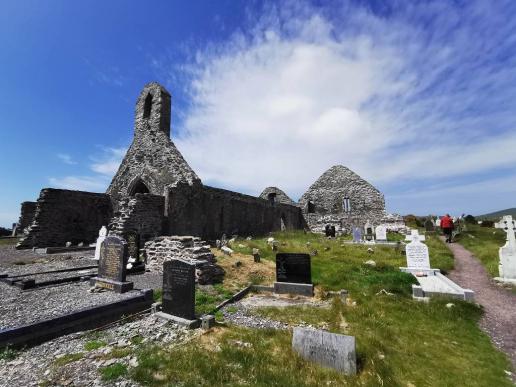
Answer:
xmin=405 ymin=229 xmax=425 ymax=242
xmin=494 ymin=215 xmax=516 ymax=282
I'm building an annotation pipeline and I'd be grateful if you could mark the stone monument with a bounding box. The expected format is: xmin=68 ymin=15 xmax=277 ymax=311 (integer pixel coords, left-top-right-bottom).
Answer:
xmin=156 ymin=259 xmax=199 ymax=328
xmin=292 ymin=327 xmax=356 ymax=375
xmin=352 ymin=227 xmax=362 ymax=243
xmin=94 ymin=226 xmax=107 ymax=261
xmin=404 ymin=231 xmax=430 ymax=270
xmin=494 ymin=215 xmax=516 ymax=284
xmin=274 ymin=253 xmax=313 ymax=296
xmin=364 ymin=221 xmax=374 ymax=242
xmin=90 ymin=236 xmax=133 ymax=293
xmin=375 ymin=225 xmax=387 ymax=241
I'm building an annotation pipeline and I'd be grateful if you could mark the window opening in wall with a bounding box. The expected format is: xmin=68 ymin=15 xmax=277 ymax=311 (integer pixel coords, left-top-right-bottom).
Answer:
xmin=267 ymin=192 xmax=276 ymax=204
xmin=143 ymin=93 xmax=153 ymax=119
xmin=342 ymin=197 xmax=351 ymax=213
xmin=130 ymin=180 xmax=150 ymax=196
xmin=307 ymin=201 xmax=315 ymax=213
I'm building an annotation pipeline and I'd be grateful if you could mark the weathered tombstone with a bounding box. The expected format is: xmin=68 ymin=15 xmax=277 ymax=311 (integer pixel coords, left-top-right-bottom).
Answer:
xmin=324 ymin=225 xmax=330 ymax=237
xmin=424 ymin=218 xmax=435 ymax=233
xmin=435 ymin=218 xmax=441 ymax=228
xmin=405 ymin=232 xmax=430 ymax=270
xmin=252 ymin=248 xmax=261 ymax=263
xmin=494 ymin=215 xmax=516 ymax=284
xmin=364 ymin=221 xmax=374 ymax=241
xmin=330 ymin=226 xmax=336 ymax=238
xmin=157 ymin=259 xmax=199 ymax=327
xmin=375 ymin=225 xmax=387 ymax=241
xmin=94 ymin=226 xmax=107 ymax=261
xmin=90 ymin=236 xmax=133 ymax=293
xmin=352 ymin=227 xmax=362 ymax=243
xmin=274 ymin=253 xmax=313 ymax=296
xmin=292 ymin=327 xmax=356 ymax=375
xmin=405 ymin=229 xmax=426 ymax=242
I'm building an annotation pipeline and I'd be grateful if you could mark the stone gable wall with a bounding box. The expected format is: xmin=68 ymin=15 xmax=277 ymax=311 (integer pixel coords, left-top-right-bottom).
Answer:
xmin=259 ymin=187 xmax=297 ymax=205
xmin=16 ymin=189 xmax=112 ymax=249
xmin=17 ymin=201 xmax=37 ymax=234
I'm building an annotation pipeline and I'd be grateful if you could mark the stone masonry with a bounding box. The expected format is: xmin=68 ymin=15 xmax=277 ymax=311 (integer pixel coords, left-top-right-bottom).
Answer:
xmin=17 ymin=201 xmax=37 ymax=234
xmin=299 ymin=165 xmax=385 ymax=233
xmin=259 ymin=187 xmax=297 ymax=205
xmin=144 ymin=236 xmax=224 ymax=284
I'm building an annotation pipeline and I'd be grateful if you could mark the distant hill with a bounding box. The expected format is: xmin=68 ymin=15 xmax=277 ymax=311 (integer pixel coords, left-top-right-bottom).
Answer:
xmin=477 ymin=208 xmax=516 ymax=220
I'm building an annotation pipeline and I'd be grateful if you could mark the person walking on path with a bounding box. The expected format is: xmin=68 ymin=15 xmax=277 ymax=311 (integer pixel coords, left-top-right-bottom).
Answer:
xmin=440 ymin=213 xmax=454 ymax=243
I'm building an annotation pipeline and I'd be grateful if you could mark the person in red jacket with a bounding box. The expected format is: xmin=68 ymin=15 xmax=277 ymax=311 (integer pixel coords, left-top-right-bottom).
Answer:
xmin=440 ymin=214 xmax=454 ymax=243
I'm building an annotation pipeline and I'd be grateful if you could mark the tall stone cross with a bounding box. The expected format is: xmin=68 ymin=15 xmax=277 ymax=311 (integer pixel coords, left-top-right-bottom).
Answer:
xmin=494 ymin=215 xmax=516 ymax=282
xmin=405 ymin=229 xmax=426 ymax=242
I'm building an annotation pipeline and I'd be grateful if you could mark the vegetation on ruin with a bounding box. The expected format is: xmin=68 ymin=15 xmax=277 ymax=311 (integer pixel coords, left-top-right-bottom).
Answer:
xmin=455 ymin=224 xmax=506 ymax=278
xmin=0 ymin=346 xmax=18 ymax=361
xmin=84 ymin=340 xmax=107 ymax=351
xmin=53 ymin=352 xmax=84 ymax=367
xmin=100 ymin=362 xmax=128 ymax=381
xmin=123 ymin=231 xmax=512 ymax=387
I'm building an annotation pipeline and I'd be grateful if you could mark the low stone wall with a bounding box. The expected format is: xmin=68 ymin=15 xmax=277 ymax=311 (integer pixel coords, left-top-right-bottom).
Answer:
xmin=144 ymin=236 xmax=224 ymax=284
xmin=167 ymin=184 xmax=306 ymax=239
xmin=109 ymin=193 xmax=164 ymax=247
xmin=16 ymin=189 xmax=112 ymax=249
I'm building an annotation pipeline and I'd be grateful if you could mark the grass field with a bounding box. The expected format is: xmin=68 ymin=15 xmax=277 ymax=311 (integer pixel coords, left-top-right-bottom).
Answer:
xmin=124 ymin=231 xmax=512 ymax=386
xmin=455 ymin=224 xmax=506 ymax=278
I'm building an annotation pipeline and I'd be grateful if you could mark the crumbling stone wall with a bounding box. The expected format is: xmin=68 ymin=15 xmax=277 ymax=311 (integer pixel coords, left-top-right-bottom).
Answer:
xmin=17 ymin=201 xmax=37 ymax=234
xmin=259 ymin=187 xmax=297 ymax=205
xmin=109 ymin=193 xmax=164 ymax=247
xmin=299 ymin=165 xmax=385 ymax=233
xmin=144 ymin=236 xmax=224 ymax=284
xmin=167 ymin=184 xmax=306 ymax=239
xmin=107 ymin=82 xmax=201 ymax=211
xmin=16 ymin=189 xmax=112 ymax=249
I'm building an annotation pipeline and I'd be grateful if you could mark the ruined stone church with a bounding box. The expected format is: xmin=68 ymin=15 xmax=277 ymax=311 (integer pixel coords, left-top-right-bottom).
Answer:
xmin=15 ymin=83 xmax=386 ymax=249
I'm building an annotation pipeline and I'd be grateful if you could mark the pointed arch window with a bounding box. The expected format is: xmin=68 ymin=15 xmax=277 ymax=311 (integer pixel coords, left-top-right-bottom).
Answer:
xmin=342 ymin=197 xmax=351 ymax=213
xmin=143 ymin=93 xmax=153 ymax=119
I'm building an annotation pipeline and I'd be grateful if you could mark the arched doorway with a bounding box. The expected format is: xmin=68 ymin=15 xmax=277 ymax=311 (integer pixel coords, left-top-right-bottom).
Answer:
xmin=129 ymin=179 xmax=150 ymax=196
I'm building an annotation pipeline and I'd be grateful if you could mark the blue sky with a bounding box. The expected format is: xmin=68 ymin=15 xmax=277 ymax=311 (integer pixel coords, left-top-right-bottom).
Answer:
xmin=1 ymin=0 xmax=516 ymax=227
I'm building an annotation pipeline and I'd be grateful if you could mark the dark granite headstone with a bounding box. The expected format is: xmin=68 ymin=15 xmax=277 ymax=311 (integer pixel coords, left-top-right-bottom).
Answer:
xmin=91 ymin=236 xmax=133 ymax=293
xmin=424 ymin=219 xmax=435 ymax=232
xmin=324 ymin=225 xmax=330 ymax=237
xmin=330 ymin=226 xmax=336 ymax=238
xmin=162 ymin=259 xmax=196 ymax=320
xmin=276 ymin=253 xmax=311 ymax=284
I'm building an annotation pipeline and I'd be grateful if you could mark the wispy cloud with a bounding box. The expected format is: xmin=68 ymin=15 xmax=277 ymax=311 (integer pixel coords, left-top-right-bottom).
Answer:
xmin=172 ymin=0 xmax=516 ymax=208
xmin=57 ymin=153 xmax=77 ymax=165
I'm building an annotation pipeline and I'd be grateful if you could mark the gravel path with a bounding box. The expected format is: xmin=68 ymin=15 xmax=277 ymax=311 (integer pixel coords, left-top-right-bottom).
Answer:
xmin=445 ymin=238 xmax=516 ymax=377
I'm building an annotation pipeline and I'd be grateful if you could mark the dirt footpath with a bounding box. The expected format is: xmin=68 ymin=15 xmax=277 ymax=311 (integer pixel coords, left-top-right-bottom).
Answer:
xmin=445 ymin=238 xmax=516 ymax=378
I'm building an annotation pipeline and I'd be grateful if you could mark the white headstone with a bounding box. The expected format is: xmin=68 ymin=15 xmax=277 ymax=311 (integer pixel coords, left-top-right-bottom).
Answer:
xmin=405 ymin=229 xmax=425 ymax=242
xmin=94 ymin=226 xmax=108 ymax=261
xmin=405 ymin=238 xmax=430 ymax=269
xmin=375 ymin=225 xmax=387 ymax=241
xmin=435 ymin=219 xmax=441 ymax=227
xmin=494 ymin=216 xmax=516 ymax=282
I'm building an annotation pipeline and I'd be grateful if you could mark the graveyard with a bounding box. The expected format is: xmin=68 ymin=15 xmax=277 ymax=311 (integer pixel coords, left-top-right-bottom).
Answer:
xmin=1 ymin=228 xmax=514 ymax=386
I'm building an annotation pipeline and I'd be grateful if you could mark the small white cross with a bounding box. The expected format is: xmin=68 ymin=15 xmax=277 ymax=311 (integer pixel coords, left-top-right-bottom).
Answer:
xmin=405 ymin=229 xmax=426 ymax=242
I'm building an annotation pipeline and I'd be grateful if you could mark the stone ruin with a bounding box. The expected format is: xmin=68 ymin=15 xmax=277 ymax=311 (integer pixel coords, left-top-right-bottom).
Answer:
xmin=14 ymin=82 xmax=388 ymax=251
xmin=144 ymin=236 xmax=224 ymax=284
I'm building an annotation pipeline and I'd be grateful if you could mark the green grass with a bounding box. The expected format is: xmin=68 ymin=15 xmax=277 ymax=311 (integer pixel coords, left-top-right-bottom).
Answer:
xmin=53 ymin=352 xmax=84 ymax=367
xmin=0 ymin=237 xmax=18 ymax=246
xmin=124 ymin=231 xmax=511 ymax=386
xmin=456 ymin=224 xmax=506 ymax=278
xmin=100 ymin=363 xmax=128 ymax=381
xmin=195 ymin=285 xmax=233 ymax=315
xmin=84 ymin=340 xmax=107 ymax=351
xmin=0 ymin=346 xmax=18 ymax=361
xmin=153 ymin=288 xmax=162 ymax=303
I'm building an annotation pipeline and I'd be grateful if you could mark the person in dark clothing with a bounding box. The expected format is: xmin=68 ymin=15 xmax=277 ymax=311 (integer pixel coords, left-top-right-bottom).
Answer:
xmin=440 ymin=214 xmax=454 ymax=243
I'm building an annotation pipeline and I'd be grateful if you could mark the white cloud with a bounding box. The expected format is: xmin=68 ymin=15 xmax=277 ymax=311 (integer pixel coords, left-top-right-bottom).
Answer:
xmin=48 ymin=176 xmax=109 ymax=192
xmin=173 ymin=0 xmax=516 ymax=206
xmin=57 ymin=153 xmax=77 ymax=165
xmin=90 ymin=147 xmax=126 ymax=175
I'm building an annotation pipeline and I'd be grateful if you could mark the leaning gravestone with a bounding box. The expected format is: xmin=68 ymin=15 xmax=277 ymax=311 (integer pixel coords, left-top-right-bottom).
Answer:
xmin=90 ymin=236 xmax=133 ymax=293
xmin=94 ymin=226 xmax=107 ymax=261
xmin=364 ymin=221 xmax=374 ymax=241
xmin=274 ymin=253 xmax=313 ymax=296
xmin=405 ymin=232 xmax=430 ymax=270
xmin=494 ymin=215 xmax=516 ymax=284
xmin=375 ymin=225 xmax=387 ymax=241
xmin=292 ymin=327 xmax=356 ymax=375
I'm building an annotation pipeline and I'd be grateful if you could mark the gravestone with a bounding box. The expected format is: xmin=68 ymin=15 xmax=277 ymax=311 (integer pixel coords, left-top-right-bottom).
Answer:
xmin=435 ymin=218 xmax=441 ymax=228
xmin=405 ymin=232 xmax=430 ymax=270
xmin=352 ymin=227 xmax=362 ymax=243
xmin=375 ymin=225 xmax=387 ymax=241
xmin=424 ymin=218 xmax=435 ymax=232
xmin=94 ymin=226 xmax=107 ymax=261
xmin=330 ymin=226 xmax=336 ymax=238
xmin=364 ymin=221 xmax=374 ymax=241
xmin=405 ymin=229 xmax=425 ymax=242
xmin=90 ymin=236 xmax=133 ymax=293
xmin=292 ymin=327 xmax=356 ymax=375
xmin=161 ymin=259 xmax=196 ymax=321
xmin=274 ymin=253 xmax=313 ymax=296
xmin=252 ymin=248 xmax=261 ymax=263
xmin=494 ymin=215 xmax=516 ymax=284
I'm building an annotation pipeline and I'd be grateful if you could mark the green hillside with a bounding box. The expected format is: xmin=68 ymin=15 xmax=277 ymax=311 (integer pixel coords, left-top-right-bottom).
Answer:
xmin=477 ymin=208 xmax=516 ymax=220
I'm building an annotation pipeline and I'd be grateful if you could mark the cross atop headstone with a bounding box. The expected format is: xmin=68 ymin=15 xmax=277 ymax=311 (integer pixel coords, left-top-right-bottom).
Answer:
xmin=405 ymin=229 xmax=425 ymax=242
xmin=495 ymin=215 xmax=516 ymax=249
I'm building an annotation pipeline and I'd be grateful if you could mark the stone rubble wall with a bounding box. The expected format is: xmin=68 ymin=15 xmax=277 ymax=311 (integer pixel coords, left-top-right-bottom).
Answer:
xmin=108 ymin=193 xmax=164 ymax=247
xmin=144 ymin=236 xmax=224 ymax=284
xmin=106 ymin=83 xmax=201 ymax=211
xmin=17 ymin=201 xmax=37 ymax=234
xmin=299 ymin=165 xmax=386 ymax=233
xmin=166 ymin=184 xmax=307 ymax=240
xmin=16 ymin=189 xmax=112 ymax=249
